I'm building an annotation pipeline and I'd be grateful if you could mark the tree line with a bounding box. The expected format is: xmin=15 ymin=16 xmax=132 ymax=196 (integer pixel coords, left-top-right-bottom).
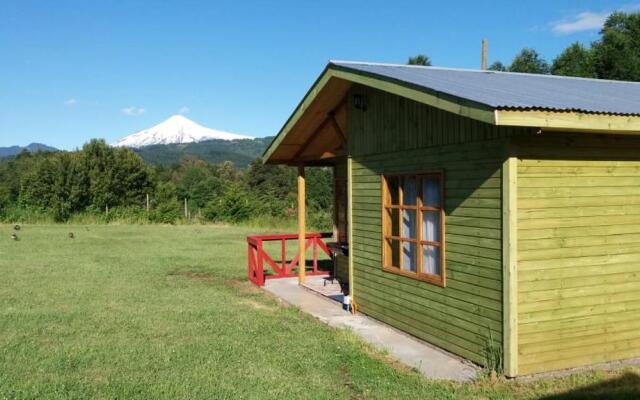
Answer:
xmin=0 ymin=139 xmax=332 ymax=228
xmin=410 ymin=11 xmax=640 ymax=81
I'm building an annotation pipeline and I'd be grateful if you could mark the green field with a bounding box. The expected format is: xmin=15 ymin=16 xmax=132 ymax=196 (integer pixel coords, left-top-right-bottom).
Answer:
xmin=1 ymin=224 xmax=639 ymax=399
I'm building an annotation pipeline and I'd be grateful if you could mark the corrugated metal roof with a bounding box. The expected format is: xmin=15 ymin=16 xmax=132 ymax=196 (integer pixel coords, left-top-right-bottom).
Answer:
xmin=330 ymin=61 xmax=640 ymax=116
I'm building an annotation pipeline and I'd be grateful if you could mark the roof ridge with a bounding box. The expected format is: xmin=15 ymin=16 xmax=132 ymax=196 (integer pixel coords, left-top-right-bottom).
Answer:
xmin=328 ymin=60 xmax=640 ymax=86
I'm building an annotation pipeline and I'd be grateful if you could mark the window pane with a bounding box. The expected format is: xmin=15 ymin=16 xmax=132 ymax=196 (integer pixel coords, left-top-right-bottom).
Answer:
xmin=402 ymin=241 xmax=417 ymax=272
xmin=403 ymin=177 xmax=417 ymax=206
xmin=388 ymin=239 xmax=400 ymax=268
xmin=402 ymin=209 xmax=417 ymax=239
xmin=385 ymin=208 xmax=400 ymax=237
xmin=422 ymin=211 xmax=440 ymax=242
xmin=423 ymin=176 xmax=441 ymax=208
xmin=422 ymin=245 xmax=441 ymax=275
xmin=387 ymin=177 xmax=399 ymax=205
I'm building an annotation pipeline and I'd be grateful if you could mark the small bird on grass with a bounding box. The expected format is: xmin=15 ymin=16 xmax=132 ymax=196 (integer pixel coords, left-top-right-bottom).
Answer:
xmin=14 ymin=224 xmax=20 ymax=231
xmin=68 ymin=232 xmax=74 ymax=239
xmin=11 ymin=233 xmax=18 ymax=241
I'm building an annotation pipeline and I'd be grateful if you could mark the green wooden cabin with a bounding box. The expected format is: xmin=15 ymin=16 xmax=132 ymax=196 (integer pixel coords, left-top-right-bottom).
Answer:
xmin=262 ymin=61 xmax=640 ymax=377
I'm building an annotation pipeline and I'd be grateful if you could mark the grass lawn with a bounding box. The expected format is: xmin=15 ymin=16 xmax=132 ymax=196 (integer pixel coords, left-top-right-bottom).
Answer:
xmin=1 ymin=224 xmax=639 ymax=399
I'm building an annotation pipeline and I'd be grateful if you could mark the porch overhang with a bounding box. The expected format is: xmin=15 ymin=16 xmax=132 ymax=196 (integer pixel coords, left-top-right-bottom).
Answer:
xmin=263 ymin=66 xmax=351 ymax=166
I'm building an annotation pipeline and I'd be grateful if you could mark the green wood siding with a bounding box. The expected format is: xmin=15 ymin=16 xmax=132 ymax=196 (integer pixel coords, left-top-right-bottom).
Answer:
xmin=515 ymin=133 xmax=640 ymax=375
xmin=348 ymin=86 xmax=527 ymax=365
xmin=335 ymin=254 xmax=349 ymax=283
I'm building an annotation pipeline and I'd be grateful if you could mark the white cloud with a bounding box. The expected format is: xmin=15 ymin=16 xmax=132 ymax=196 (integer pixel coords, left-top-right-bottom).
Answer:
xmin=122 ymin=106 xmax=146 ymax=116
xmin=64 ymin=98 xmax=78 ymax=106
xmin=551 ymin=11 xmax=608 ymax=35
xmin=551 ymin=4 xmax=640 ymax=35
xmin=178 ymin=106 xmax=190 ymax=115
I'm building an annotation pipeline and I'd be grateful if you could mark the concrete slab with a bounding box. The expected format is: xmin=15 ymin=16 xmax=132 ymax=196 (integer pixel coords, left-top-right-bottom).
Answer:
xmin=263 ymin=277 xmax=478 ymax=382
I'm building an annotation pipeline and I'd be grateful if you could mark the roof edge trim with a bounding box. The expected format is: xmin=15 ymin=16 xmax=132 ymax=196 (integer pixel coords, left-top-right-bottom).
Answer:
xmin=496 ymin=109 xmax=640 ymax=133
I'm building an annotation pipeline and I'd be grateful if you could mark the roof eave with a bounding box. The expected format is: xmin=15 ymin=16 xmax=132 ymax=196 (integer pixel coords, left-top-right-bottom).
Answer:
xmin=495 ymin=109 xmax=640 ymax=134
xmin=263 ymin=63 xmax=640 ymax=165
xmin=263 ymin=63 xmax=497 ymax=164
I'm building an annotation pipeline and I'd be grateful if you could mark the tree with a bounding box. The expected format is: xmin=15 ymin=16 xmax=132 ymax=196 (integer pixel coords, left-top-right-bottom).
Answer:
xmin=591 ymin=11 xmax=640 ymax=81
xmin=172 ymin=157 xmax=223 ymax=210
xmin=508 ymin=48 xmax=550 ymax=74
xmin=488 ymin=61 xmax=507 ymax=72
xmin=82 ymin=139 xmax=152 ymax=211
xmin=408 ymin=54 xmax=432 ymax=66
xmin=150 ymin=181 xmax=181 ymax=223
xmin=82 ymin=139 xmax=118 ymax=210
xmin=203 ymin=182 xmax=251 ymax=222
xmin=245 ymin=159 xmax=294 ymax=216
xmin=551 ymin=42 xmax=595 ymax=78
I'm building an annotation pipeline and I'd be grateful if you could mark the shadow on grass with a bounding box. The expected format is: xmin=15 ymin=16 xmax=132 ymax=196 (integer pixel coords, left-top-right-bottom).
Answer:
xmin=538 ymin=372 xmax=640 ymax=400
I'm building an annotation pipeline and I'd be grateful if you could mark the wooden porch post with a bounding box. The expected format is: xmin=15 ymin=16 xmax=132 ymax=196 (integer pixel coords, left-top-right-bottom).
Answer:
xmin=297 ymin=164 xmax=306 ymax=285
xmin=347 ymin=157 xmax=354 ymax=300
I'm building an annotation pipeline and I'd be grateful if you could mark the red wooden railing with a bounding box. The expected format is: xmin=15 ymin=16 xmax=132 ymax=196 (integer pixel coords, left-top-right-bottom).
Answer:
xmin=247 ymin=232 xmax=333 ymax=286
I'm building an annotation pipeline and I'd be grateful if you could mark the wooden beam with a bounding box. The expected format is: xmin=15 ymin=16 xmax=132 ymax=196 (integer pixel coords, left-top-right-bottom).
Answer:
xmin=329 ymin=111 xmax=347 ymax=145
xmin=502 ymin=156 xmax=518 ymax=377
xmin=291 ymin=118 xmax=331 ymax=161
xmin=298 ymin=164 xmax=306 ymax=285
xmin=318 ymin=149 xmax=347 ymax=159
xmin=496 ymin=109 xmax=640 ymax=134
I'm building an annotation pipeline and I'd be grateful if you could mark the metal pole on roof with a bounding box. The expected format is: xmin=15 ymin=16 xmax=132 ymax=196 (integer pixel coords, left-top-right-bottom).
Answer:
xmin=481 ymin=39 xmax=488 ymax=70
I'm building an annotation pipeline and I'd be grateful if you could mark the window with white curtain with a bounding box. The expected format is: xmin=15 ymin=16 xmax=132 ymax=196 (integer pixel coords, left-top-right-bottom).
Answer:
xmin=382 ymin=172 xmax=445 ymax=286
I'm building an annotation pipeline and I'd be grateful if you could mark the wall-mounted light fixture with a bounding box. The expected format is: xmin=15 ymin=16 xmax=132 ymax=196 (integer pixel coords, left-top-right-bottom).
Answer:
xmin=353 ymin=94 xmax=367 ymax=111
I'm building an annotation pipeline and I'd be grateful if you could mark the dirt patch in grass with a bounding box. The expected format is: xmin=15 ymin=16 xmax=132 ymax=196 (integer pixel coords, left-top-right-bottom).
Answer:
xmin=167 ymin=269 xmax=215 ymax=282
xmin=223 ymin=278 xmax=262 ymax=295
xmin=339 ymin=365 xmax=366 ymax=400
xmin=239 ymin=299 xmax=276 ymax=312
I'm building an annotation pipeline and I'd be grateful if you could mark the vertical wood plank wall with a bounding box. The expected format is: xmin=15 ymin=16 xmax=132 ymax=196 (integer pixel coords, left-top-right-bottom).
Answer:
xmin=516 ymin=133 xmax=640 ymax=375
xmin=348 ymin=85 xmax=527 ymax=364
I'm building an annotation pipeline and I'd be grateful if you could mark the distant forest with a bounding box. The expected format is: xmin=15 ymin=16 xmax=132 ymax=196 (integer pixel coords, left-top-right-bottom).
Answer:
xmin=133 ymin=137 xmax=274 ymax=167
xmin=489 ymin=11 xmax=640 ymax=80
xmin=0 ymin=139 xmax=333 ymax=228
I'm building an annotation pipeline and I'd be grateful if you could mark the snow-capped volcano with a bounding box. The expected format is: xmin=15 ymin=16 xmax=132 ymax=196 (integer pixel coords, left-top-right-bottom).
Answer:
xmin=113 ymin=115 xmax=252 ymax=148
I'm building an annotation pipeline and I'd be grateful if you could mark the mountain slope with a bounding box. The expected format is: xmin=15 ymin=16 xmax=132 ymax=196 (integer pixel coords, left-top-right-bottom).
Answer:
xmin=113 ymin=115 xmax=252 ymax=148
xmin=0 ymin=143 xmax=58 ymax=158
xmin=133 ymin=137 xmax=273 ymax=167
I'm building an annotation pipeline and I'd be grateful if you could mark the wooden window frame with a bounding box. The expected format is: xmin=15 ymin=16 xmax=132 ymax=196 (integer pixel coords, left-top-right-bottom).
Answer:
xmin=381 ymin=172 xmax=446 ymax=287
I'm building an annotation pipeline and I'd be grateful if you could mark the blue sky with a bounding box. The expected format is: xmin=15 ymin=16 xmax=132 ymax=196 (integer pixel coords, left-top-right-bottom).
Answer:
xmin=0 ymin=0 xmax=634 ymax=149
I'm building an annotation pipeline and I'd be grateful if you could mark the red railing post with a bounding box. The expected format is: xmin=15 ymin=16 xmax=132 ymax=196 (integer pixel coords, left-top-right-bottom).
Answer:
xmin=247 ymin=242 xmax=253 ymax=284
xmin=257 ymin=239 xmax=265 ymax=286
xmin=313 ymin=237 xmax=318 ymax=274
xmin=281 ymin=238 xmax=286 ymax=273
